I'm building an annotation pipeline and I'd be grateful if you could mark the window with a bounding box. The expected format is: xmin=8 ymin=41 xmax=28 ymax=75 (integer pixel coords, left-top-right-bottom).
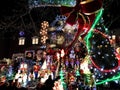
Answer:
xmin=19 ymin=37 xmax=25 ymax=45
xmin=32 ymin=36 xmax=39 ymax=44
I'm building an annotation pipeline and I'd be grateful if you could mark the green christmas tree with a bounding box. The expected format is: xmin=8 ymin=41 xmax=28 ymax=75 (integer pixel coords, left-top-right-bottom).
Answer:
xmin=59 ymin=68 xmax=67 ymax=90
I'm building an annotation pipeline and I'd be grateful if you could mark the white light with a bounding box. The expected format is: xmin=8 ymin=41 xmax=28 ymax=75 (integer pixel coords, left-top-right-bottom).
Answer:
xmin=101 ymin=68 xmax=104 ymax=71
xmin=105 ymin=82 xmax=108 ymax=85
xmin=19 ymin=37 xmax=25 ymax=45
xmin=94 ymin=68 xmax=97 ymax=71
xmin=112 ymin=63 xmax=115 ymax=66
xmin=90 ymin=67 xmax=93 ymax=69
xmin=105 ymin=73 xmax=107 ymax=75
xmin=92 ymin=75 xmax=95 ymax=78
xmin=93 ymin=55 xmax=96 ymax=57
xmin=112 ymin=35 xmax=116 ymax=40
xmin=112 ymin=69 xmax=115 ymax=72
xmin=96 ymin=79 xmax=99 ymax=82
xmin=95 ymin=73 xmax=97 ymax=75
xmin=115 ymin=80 xmax=118 ymax=84
xmin=101 ymin=41 xmax=104 ymax=44
xmin=32 ymin=36 xmax=39 ymax=45
xmin=98 ymin=52 xmax=101 ymax=55
xmin=118 ymin=67 xmax=120 ymax=70
xmin=102 ymin=56 xmax=104 ymax=59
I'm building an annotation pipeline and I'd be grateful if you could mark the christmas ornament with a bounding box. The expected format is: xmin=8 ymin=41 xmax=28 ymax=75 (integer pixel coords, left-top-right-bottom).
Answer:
xmin=89 ymin=30 xmax=118 ymax=72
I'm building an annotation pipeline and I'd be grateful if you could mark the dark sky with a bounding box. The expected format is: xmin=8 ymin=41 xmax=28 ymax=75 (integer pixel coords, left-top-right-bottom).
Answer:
xmin=0 ymin=0 xmax=120 ymax=29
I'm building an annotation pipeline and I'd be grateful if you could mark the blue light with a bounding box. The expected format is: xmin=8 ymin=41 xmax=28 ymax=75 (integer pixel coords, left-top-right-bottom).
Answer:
xmin=19 ymin=31 xmax=25 ymax=36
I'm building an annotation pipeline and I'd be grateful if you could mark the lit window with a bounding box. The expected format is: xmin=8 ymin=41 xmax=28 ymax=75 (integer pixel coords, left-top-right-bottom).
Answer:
xmin=32 ymin=36 xmax=39 ymax=44
xmin=19 ymin=37 xmax=25 ymax=45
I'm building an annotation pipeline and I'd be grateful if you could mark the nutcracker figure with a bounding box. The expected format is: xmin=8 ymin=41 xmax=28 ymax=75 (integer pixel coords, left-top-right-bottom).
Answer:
xmin=33 ymin=62 xmax=40 ymax=79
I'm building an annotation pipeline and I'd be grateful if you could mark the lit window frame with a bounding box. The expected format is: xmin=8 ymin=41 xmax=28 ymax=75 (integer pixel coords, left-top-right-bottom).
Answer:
xmin=32 ymin=36 xmax=39 ymax=45
xmin=19 ymin=37 xmax=25 ymax=45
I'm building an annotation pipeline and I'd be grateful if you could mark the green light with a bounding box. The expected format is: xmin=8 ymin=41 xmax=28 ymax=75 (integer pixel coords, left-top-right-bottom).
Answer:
xmin=76 ymin=69 xmax=80 ymax=76
xmin=59 ymin=69 xmax=67 ymax=90
xmin=90 ymin=8 xmax=104 ymax=31
xmin=96 ymin=73 xmax=120 ymax=85
xmin=104 ymin=26 xmax=109 ymax=34
xmin=82 ymin=8 xmax=120 ymax=86
xmin=84 ymin=8 xmax=104 ymax=53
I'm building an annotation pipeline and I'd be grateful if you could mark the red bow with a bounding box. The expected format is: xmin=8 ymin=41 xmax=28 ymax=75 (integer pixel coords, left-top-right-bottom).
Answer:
xmin=60 ymin=0 xmax=83 ymax=25
xmin=60 ymin=0 xmax=102 ymax=50
xmin=61 ymin=0 xmax=102 ymax=25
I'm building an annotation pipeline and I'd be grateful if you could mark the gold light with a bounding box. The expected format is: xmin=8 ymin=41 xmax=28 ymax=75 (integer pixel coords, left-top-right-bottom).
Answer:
xmin=40 ymin=21 xmax=49 ymax=44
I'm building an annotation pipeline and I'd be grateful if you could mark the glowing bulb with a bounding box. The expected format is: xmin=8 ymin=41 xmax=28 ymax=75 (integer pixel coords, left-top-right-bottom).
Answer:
xmin=112 ymin=69 xmax=115 ymax=72
xmin=101 ymin=68 xmax=104 ymax=71
xmin=105 ymin=82 xmax=108 ymax=85
xmin=98 ymin=52 xmax=101 ymax=55
xmin=115 ymin=80 xmax=118 ymax=84
xmin=105 ymin=73 xmax=107 ymax=75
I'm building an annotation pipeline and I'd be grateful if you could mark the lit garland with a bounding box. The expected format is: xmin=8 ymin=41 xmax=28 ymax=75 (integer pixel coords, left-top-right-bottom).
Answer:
xmin=96 ymin=72 xmax=120 ymax=85
xmin=84 ymin=8 xmax=119 ymax=72
xmin=84 ymin=8 xmax=120 ymax=85
xmin=29 ymin=0 xmax=76 ymax=9
xmin=89 ymin=30 xmax=119 ymax=72
xmin=84 ymin=28 xmax=119 ymax=72
xmin=95 ymin=49 xmax=120 ymax=85
xmin=84 ymin=8 xmax=104 ymax=53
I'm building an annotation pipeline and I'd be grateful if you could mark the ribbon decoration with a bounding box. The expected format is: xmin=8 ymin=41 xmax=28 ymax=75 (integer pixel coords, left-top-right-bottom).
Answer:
xmin=60 ymin=0 xmax=102 ymax=50
xmin=61 ymin=0 xmax=102 ymax=25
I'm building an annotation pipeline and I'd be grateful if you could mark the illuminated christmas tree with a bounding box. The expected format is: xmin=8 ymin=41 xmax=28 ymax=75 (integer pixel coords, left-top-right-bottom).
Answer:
xmin=84 ymin=10 xmax=120 ymax=85
xmin=59 ymin=68 xmax=67 ymax=90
